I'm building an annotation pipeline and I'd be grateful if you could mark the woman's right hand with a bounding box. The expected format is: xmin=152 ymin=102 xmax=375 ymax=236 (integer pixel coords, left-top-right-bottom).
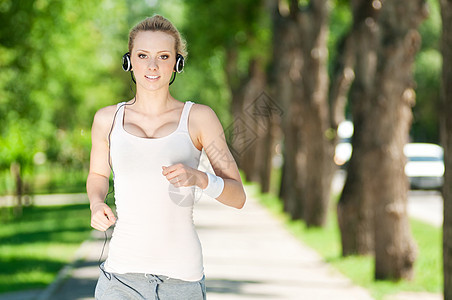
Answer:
xmin=91 ymin=203 xmax=116 ymax=231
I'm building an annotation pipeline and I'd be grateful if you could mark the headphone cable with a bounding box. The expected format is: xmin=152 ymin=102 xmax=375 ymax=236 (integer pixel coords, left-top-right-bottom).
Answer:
xmin=97 ymin=82 xmax=137 ymax=269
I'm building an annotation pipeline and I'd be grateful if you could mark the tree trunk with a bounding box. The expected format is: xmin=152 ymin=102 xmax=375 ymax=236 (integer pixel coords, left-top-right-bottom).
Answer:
xmin=225 ymin=48 xmax=249 ymax=170
xmin=240 ymin=59 xmax=275 ymax=193
xmin=238 ymin=60 xmax=265 ymax=182
xmin=440 ymin=0 xmax=452 ymax=297
xmin=224 ymin=49 xmax=275 ymax=195
xmin=10 ymin=162 xmax=23 ymax=217
xmin=271 ymin=0 xmax=333 ymax=224
xmin=259 ymin=111 xmax=280 ymax=193
xmin=247 ymin=88 xmax=282 ymax=194
xmin=270 ymin=5 xmax=305 ymax=219
xmin=337 ymin=0 xmax=381 ymax=256
xmin=371 ymin=0 xmax=427 ymax=280
xmin=296 ymin=0 xmax=333 ymax=227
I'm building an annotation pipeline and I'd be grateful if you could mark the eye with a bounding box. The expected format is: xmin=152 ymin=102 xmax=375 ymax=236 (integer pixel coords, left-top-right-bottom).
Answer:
xmin=138 ymin=53 xmax=147 ymax=59
xmin=160 ymin=54 xmax=169 ymax=60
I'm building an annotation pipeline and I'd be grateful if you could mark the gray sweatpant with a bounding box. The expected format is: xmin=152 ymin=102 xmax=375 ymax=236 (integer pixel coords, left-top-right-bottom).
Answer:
xmin=95 ymin=263 xmax=206 ymax=300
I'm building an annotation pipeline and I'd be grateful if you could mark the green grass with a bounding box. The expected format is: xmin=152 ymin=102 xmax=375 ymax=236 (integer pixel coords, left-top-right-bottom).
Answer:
xmin=0 ymin=203 xmax=92 ymax=293
xmin=0 ymin=165 xmax=88 ymax=196
xmin=32 ymin=166 xmax=89 ymax=194
xmin=246 ymin=182 xmax=442 ymax=300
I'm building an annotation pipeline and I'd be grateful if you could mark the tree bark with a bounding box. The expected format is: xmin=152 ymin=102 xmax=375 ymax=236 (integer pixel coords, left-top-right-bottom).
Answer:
xmin=337 ymin=0 xmax=381 ymax=256
xmin=440 ymin=0 xmax=452 ymax=297
xmin=271 ymin=9 xmax=305 ymax=219
xmin=259 ymin=110 xmax=282 ymax=194
xmin=271 ymin=0 xmax=332 ymax=225
xmin=371 ymin=0 xmax=427 ymax=280
xmin=296 ymin=0 xmax=333 ymax=226
xmin=224 ymin=48 xmax=249 ymax=170
xmin=224 ymin=48 xmax=275 ymax=195
xmin=10 ymin=162 xmax=23 ymax=217
xmin=240 ymin=59 xmax=274 ymax=193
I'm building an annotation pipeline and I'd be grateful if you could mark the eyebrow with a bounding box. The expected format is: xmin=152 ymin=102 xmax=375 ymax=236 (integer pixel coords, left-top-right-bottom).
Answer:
xmin=135 ymin=49 xmax=172 ymax=53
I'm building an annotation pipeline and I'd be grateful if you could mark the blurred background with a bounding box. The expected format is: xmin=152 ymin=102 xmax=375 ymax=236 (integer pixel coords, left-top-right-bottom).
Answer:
xmin=0 ymin=0 xmax=449 ymax=299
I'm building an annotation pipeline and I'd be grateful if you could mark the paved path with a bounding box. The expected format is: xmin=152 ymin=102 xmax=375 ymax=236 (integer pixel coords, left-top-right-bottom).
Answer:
xmin=11 ymin=185 xmax=373 ymax=300
xmin=408 ymin=190 xmax=443 ymax=227
xmin=193 ymin=187 xmax=373 ymax=300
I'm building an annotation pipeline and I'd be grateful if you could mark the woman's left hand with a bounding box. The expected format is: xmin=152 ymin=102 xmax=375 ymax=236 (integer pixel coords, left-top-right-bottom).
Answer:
xmin=162 ymin=163 xmax=207 ymax=189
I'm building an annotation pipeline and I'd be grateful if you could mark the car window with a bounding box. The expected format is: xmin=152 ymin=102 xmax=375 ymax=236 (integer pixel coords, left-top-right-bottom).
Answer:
xmin=407 ymin=156 xmax=443 ymax=162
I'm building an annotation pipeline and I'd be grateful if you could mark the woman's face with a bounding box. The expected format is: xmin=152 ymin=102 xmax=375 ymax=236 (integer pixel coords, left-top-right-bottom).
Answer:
xmin=130 ymin=30 xmax=177 ymax=91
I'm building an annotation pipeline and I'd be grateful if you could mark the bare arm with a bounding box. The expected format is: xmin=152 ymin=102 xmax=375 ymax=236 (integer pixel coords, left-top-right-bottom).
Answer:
xmin=197 ymin=105 xmax=246 ymax=209
xmin=159 ymin=104 xmax=246 ymax=209
xmin=86 ymin=106 xmax=117 ymax=231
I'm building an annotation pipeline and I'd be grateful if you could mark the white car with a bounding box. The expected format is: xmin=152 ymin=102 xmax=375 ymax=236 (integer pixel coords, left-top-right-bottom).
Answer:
xmin=334 ymin=121 xmax=353 ymax=167
xmin=404 ymin=143 xmax=444 ymax=190
xmin=334 ymin=121 xmax=444 ymax=190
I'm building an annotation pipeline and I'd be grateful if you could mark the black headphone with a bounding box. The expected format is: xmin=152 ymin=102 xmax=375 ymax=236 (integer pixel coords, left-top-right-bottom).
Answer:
xmin=121 ymin=52 xmax=185 ymax=73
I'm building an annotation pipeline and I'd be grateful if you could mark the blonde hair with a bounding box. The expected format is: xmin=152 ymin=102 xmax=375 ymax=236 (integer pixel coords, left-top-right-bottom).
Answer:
xmin=128 ymin=15 xmax=187 ymax=57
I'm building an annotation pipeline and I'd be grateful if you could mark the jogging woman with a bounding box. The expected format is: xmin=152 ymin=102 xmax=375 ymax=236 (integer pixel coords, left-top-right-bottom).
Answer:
xmin=87 ymin=14 xmax=246 ymax=299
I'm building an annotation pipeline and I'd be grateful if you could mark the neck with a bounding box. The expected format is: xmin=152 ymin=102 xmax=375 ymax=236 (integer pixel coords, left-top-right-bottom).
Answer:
xmin=133 ymin=85 xmax=176 ymax=115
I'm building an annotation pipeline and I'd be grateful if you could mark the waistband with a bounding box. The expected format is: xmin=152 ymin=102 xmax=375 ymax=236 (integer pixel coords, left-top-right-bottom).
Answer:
xmin=99 ymin=261 xmax=204 ymax=284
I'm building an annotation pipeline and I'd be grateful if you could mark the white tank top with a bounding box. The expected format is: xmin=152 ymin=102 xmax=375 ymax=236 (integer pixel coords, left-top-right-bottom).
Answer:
xmin=104 ymin=100 xmax=204 ymax=281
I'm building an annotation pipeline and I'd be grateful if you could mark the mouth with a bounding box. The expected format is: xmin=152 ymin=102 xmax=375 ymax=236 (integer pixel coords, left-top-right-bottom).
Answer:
xmin=145 ymin=75 xmax=160 ymax=80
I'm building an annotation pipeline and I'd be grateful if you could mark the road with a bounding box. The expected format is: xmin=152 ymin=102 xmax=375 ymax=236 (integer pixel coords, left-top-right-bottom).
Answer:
xmin=408 ymin=190 xmax=442 ymax=227
xmin=333 ymin=170 xmax=443 ymax=227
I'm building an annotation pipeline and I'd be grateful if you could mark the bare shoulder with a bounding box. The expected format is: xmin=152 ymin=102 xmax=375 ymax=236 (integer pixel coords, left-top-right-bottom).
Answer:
xmin=190 ymin=103 xmax=222 ymax=126
xmin=91 ymin=104 xmax=122 ymax=140
xmin=93 ymin=105 xmax=116 ymax=127
xmin=189 ymin=102 xmax=225 ymax=146
xmin=93 ymin=104 xmax=118 ymax=125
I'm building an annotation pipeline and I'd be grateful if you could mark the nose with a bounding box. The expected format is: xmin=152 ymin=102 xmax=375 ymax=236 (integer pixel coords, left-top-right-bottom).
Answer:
xmin=148 ymin=58 xmax=158 ymax=70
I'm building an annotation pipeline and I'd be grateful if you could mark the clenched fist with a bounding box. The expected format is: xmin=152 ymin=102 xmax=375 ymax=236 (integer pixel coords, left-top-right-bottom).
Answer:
xmin=90 ymin=202 xmax=116 ymax=231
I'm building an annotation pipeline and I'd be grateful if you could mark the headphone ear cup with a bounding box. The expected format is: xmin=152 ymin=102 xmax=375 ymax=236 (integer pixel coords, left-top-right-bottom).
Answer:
xmin=122 ymin=52 xmax=132 ymax=72
xmin=175 ymin=54 xmax=184 ymax=73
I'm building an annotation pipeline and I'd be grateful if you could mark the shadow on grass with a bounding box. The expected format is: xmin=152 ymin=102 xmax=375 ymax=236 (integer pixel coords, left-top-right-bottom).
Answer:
xmin=0 ymin=204 xmax=92 ymax=246
xmin=0 ymin=203 xmax=93 ymax=294
xmin=0 ymin=257 xmax=66 ymax=275
xmin=1 ymin=203 xmax=90 ymax=220
xmin=0 ymin=226 xmax=93 ymax=245
xmin=0 ymin=257 xmax=72 ymax=293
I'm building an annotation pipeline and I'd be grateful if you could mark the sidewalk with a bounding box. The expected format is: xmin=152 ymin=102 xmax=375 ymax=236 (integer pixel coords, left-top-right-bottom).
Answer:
xmin=193 ymin=186 xmax=374 ymax=300
xmin=21 ymin=185 xmax=373 ymax=300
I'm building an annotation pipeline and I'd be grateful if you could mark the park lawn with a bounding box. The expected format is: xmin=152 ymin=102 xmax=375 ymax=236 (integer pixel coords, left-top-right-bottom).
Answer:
xmin=246 ymin=182 xmax=442 ymax=300
xmin=0 ymin=203 xmax=92 ymax=293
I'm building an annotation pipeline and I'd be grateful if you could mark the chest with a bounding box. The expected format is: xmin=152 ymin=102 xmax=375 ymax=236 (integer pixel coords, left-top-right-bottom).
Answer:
xmin=123 ymin=110 xmax=182 ymax=139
